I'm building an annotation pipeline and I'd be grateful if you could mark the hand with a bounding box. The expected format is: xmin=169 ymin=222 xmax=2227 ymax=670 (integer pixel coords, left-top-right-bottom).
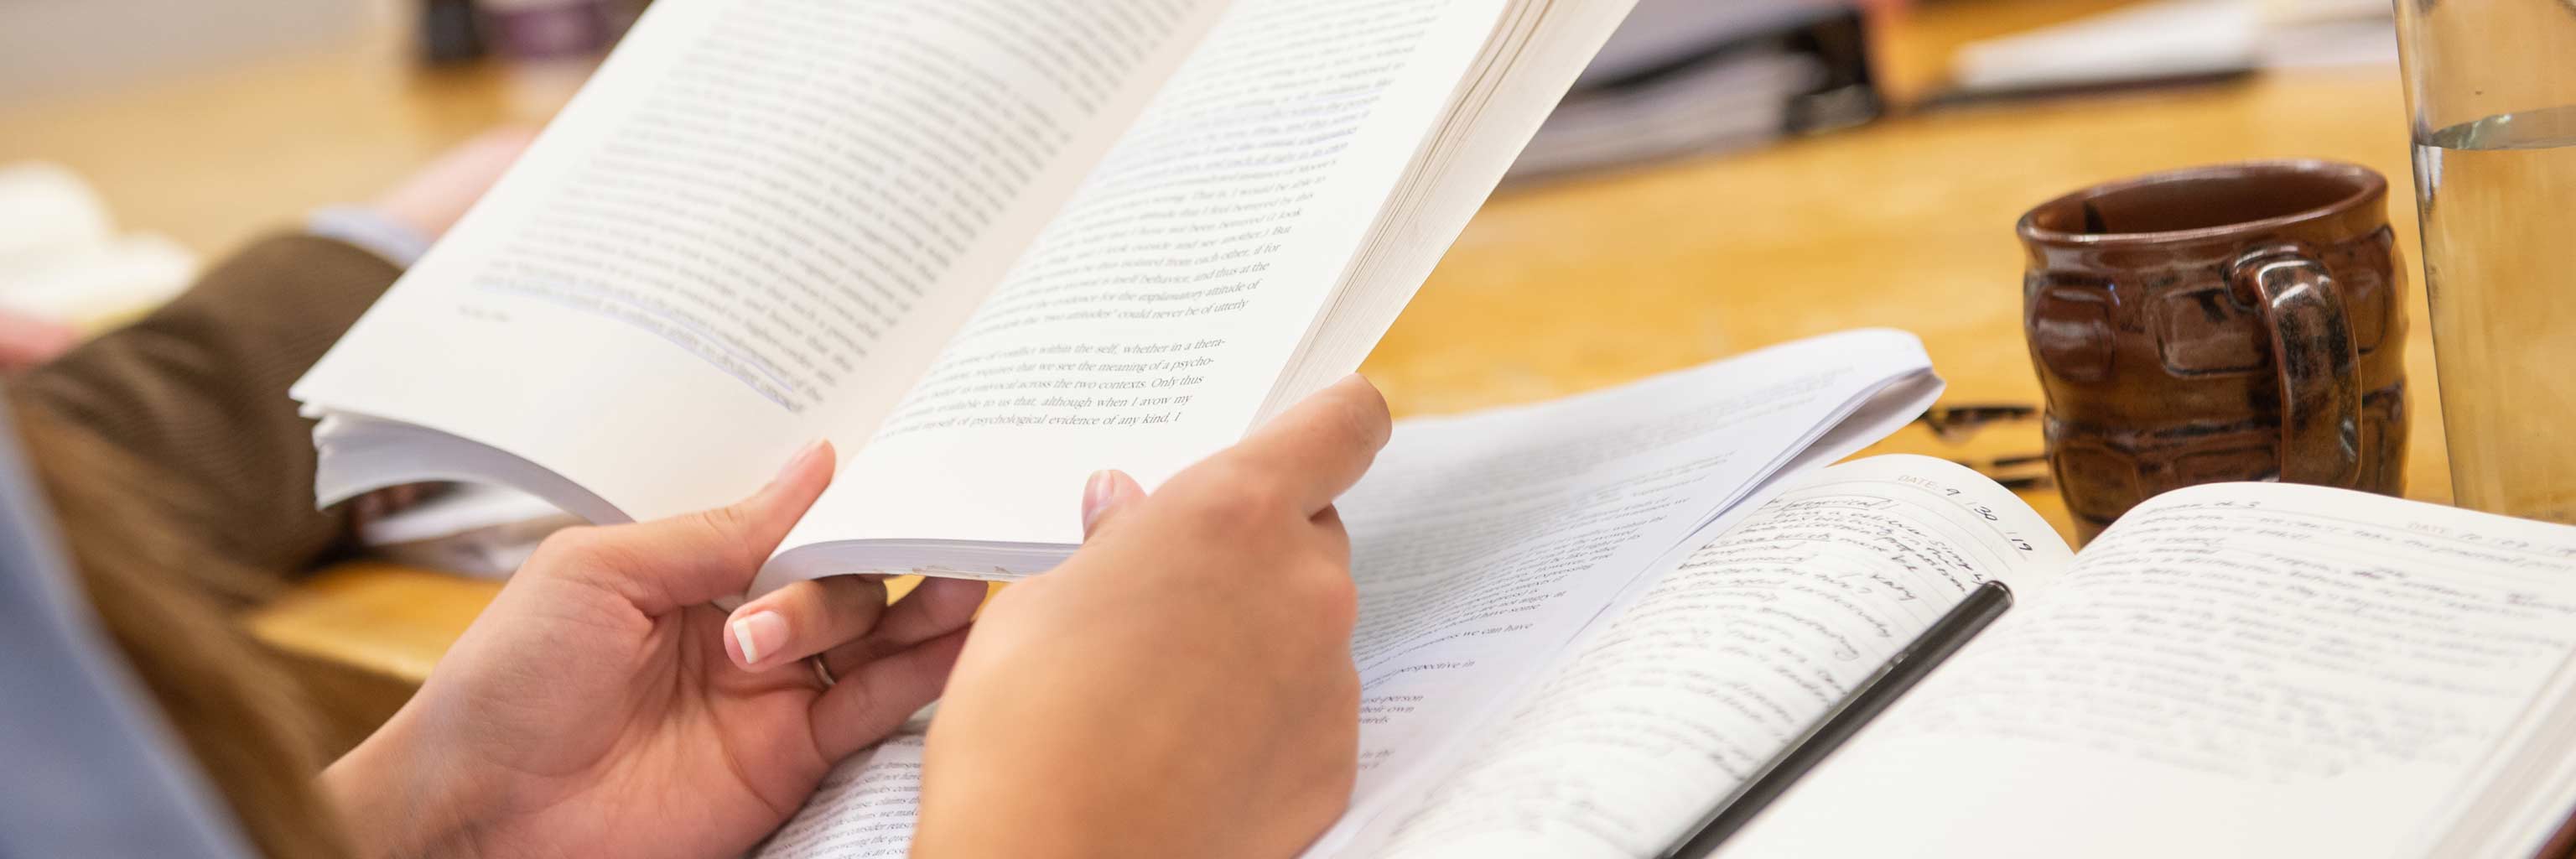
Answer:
xmin=915 ymin=375 xmax=1392 ymax=859
xmin=370 ymin=127 xmax=540 ymax=241
xmin=323 ymin=441 xmax=988 ymax=858
xmin=0 ymin=308 xmax=78 ymax=372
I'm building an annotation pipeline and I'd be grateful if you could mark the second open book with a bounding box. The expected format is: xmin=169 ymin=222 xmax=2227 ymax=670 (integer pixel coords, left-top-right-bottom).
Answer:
xmin=756 ymin=344 xmax=2576 ymax=857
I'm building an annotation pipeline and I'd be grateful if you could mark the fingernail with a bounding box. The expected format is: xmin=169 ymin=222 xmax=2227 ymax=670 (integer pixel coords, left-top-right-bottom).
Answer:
xmin=731 ymin=611 xmax=787 ymax=666
xmin=1082 ymin=471 xmax=1116 ymax=532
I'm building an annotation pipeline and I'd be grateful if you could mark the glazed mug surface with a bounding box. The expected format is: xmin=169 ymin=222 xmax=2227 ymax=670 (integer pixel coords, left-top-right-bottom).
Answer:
xmin=2019 ymin=159 xmax=2408 ymax=541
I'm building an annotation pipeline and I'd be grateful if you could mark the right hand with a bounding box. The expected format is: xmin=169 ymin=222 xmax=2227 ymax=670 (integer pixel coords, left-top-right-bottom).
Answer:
xmin=915 ymin=374 xmax=1393 ymax=858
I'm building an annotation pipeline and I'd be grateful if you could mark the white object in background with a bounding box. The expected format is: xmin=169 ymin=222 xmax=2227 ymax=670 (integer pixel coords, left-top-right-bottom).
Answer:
xmin=0 ymin=164 xmax=115 ymax=267
xmin=0 ymin=236 xmax=196 ymax=326
xmin=2260 ymin=17 xmax=2402 ymax=70
xmin=2260 ymin=0 xmax=2390 ymax=24
xmin=361 ymin=483 xmax=582 ymax=579
xmin=1517 ymin=53 xmax=1819 ymax=177
xmin=0 ymin=163 xmax=197 ymax=328
xmin=1954 ymin=0 xmax=2264 ymax=91
xmin=1951 ymin=0 xmax=2396 ymax=94
xmin=1513 ymin=0 xmax=1868 ymax=180
xmin=1570 ymin=0 xmax=1847 ymax=87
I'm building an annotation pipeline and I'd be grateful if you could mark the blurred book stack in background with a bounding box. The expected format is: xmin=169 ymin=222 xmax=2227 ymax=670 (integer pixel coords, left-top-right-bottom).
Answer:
xmin=1508 ymin=0 xmax=1880 ymax=180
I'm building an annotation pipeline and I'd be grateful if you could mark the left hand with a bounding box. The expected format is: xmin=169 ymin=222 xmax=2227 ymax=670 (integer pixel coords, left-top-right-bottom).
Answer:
xmin=0 ymin=308 xmax=77 ymax=372
xmin=370 ymin=127 xmax=541 ymax=240
xmin=322 ymin=440 xmax=986 ymax=858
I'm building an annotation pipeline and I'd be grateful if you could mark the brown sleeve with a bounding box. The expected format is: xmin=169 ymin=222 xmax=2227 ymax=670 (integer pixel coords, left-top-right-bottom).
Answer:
xmin=8 ymin=233 xmax=402 ymax=583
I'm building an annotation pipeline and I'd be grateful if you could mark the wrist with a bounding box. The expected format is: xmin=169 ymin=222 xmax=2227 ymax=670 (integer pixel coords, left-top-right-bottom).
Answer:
xmin=320 ymin=706 xmax=494 ymax=859
xmin=304 ymin=206 xmax=434 ymax=268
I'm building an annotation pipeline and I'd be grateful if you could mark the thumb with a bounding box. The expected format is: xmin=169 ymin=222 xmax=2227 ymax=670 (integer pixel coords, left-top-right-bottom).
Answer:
xmin=574 ymin=440 xmax=836 ymax=614
xmin=1079 ymin=469 xmax=1145 ymax=541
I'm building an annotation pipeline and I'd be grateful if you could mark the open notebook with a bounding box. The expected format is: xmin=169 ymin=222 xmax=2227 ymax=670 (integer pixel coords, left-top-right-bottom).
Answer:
xmin=291 ymin=0 xmax=1640 ymax=591
xmin=756 ymin=403 xmax=2576 ymax=856
xmin=1713 ymin=479 xmax=2576 ymax=858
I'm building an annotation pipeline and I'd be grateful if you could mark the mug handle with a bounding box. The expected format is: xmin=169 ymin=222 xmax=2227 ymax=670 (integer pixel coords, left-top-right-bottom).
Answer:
xmin=2228 ymin=244 xmax=2363 ymax=488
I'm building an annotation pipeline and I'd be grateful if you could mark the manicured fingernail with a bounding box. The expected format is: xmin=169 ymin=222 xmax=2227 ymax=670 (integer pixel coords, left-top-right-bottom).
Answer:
xmin=731 ymin=611 xmax=787 ymax=666
xmin=1082 ymin=471 xmax=1116 ymax=532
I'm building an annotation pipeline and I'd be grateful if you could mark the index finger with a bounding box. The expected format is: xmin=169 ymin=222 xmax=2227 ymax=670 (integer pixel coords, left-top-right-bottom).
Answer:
xmin=1208 ymin=374 xmax=1392 ymax=516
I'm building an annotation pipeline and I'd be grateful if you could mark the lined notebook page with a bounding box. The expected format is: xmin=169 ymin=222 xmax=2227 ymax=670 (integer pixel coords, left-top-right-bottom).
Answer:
xmin=1369 ymin=456 xmax=2069 ymax=858
xmin=1321 ymin=331 xmax=1931 ymax=838
xmin=1725 ymin=482 xmax=2576 ymax=859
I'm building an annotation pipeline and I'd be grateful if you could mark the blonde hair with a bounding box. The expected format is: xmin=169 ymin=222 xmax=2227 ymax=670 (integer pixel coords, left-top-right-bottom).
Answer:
xmin=21 ymin=409 xmax=349 ymax=859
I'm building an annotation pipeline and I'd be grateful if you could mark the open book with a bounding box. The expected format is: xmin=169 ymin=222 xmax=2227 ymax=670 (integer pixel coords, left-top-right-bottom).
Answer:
xmin=1708 ymin=478 xmax=2576 ymax=858
xmin=1370 ymin=463 xmax=2576 ymax=858
xmin=750 ymin=328 xmax=1949 ymax=856
xmin=290 ymin=0 xmax=1640 ymax=589
xmin=756 ymin=364 xmax=2576 ymax=858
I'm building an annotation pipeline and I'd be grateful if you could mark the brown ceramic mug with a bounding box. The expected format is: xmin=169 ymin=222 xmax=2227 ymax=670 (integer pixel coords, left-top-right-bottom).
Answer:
xmin=2019 ymin=160 xmax=2408 ymax=541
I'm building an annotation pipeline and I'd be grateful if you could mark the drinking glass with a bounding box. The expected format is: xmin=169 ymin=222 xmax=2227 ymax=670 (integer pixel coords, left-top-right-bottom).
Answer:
xmin=2392 ymin=0 xmax=2576 ymax=523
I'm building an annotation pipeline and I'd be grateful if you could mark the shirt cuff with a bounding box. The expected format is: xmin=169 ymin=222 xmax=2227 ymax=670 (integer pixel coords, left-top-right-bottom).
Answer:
xmin=304 ymin=206 xmax=433 ymax=268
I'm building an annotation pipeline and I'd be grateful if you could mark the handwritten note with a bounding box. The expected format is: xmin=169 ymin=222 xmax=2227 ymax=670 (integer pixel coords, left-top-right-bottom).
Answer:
xmin=1368 ymin=456 xmax=2069 ymax=857
xmin=1316 ymin=331 xmax=1934 ymax=842
xmin=1879 ymin=493 xmax=2576 ymax=781
xmin=1726 ymin=481 xmax=2576 ymax=859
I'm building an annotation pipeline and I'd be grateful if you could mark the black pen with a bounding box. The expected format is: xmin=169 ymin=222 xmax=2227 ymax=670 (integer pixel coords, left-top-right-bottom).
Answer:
xmin=1656 ymin=580 xmax=2015 ymax=859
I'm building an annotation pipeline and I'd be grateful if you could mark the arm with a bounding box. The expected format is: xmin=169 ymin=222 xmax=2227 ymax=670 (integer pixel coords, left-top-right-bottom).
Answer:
xmin=6 ymin=128 xmax=533 ymax=588
xmin=8 ymin=235 xmax=402 ymax=580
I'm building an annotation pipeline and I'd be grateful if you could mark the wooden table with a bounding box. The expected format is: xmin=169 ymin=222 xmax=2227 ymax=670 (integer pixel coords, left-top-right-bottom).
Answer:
xmin=0 ymin=1 xmax=2453 ymax=745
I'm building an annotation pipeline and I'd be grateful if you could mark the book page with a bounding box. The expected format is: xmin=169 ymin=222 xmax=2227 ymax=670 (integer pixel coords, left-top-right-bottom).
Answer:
xmin=767 ymin=0 xmax=1519 ymax=552
xmin=746 ymin=331 xmax=1936 ymax=855
xmin=1259 ymin=0 xmax=1640 ymax=410
xmin=754 ymin=733 xmax=925 ymax=859
xmin=293 ymin=0 xmax=1227 ymax=521
xmin=1723 ymin=483 xmax=2576 ymax=859
xmin=1306 ymin=331 xmax=1938 ymax=854
xmin=1365 ymin=456 xmax=2069 ymax=858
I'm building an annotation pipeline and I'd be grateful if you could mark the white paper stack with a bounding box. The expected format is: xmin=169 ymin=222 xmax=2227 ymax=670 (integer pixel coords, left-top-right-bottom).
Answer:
xmin=360 ymin=484 xmax=582 ymax=579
